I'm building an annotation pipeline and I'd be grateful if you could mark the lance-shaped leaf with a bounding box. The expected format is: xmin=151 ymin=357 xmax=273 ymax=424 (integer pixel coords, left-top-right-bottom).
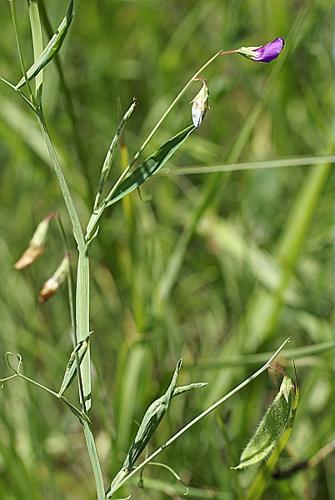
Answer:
xmin=105 ymin=125 xmax=195 ymax=207
xmin=106 ymin=360 xmax=206 ymax=498
xmin=233 ymin=375 xmax=298 ymax=470
xmin=172 ymin=382 xmax=207 ymax=397
xmin=16 ymin=0 xmax=74 ymax=89
xmin=94 ymin=98 xmax=137 ymax=210
xmin=58 ymin=335 xmax=91 ymax=396
xmin=123 ymin=359 xmax=182 ymax=472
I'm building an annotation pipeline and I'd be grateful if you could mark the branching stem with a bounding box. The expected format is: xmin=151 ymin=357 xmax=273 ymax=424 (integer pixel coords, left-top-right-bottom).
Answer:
xmin=107 ymin=338 xmax=290 ymax=497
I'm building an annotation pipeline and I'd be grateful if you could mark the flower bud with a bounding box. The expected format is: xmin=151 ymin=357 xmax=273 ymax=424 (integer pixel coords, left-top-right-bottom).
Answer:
xmin=14 ymin=213 xmax=56 ymax=270
xmin=191 ymin=80 xmax=209 ymax=128
xmin=38 ymin=254 xmax=70 ymax=303
xmin=237 ymin=37 xmax=285 ymax=63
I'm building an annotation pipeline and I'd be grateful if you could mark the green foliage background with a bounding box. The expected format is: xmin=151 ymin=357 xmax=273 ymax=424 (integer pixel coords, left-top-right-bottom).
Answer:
xmin=0 ymin=0 xmax=334 ymax=498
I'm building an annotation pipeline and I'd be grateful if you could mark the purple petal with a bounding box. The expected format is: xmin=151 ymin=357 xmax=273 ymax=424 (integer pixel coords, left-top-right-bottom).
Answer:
xmin=253 ymin=37 xmax=285 ymax=63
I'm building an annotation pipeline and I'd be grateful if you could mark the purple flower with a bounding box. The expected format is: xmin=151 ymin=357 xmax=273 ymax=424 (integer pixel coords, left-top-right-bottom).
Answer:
xmin=237 ymin=37 xmax=285 ymax=63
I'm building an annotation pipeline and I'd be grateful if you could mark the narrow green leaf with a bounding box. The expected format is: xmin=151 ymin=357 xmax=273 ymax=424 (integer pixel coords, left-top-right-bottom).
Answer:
xmin=233 ymin=375 xmax=298 ymax=470
xmin=123 ymin=358 xmax=182 ymax=471
xmin=107 ymin=360 xmax=184 ymax=498
xmin=28 ymin=0 xmax=44 ymax=95
xmin=172 ymin=382 xmax=207 ymax=397
xmin=58 ymin=335 xmax=91 ymax=396
xmin=16 ymin=0 xmax=74 ymax=89
xmin=106 ymin=125 xmax=195 ymax=206
xmin=94 ymin=98 xmax=137 ymax=210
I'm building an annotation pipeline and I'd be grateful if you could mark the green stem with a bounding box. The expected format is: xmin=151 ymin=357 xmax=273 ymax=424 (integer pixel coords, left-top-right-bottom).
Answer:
xmin=85 ymin=50 xmax=232 ymax=242
xmin=58 ymin=216 xmax=87 ymax=410
xmin=38 ymin=0 xmax=94 ymax=202
xmin=83 ymin=422 xmax=106 ymax=500
xmin=28 ymin=0 xmax=44 ymax=96
xmin=8 ymin=1 xmax=102 ymax=494
xmin=16 ymin=372 xmax=89 ymax=422
xmin=9 ymin=0 xmax=35 ymax=102
xmin=130 ymin=50 xmax=227 ymax=166
xmin=0 ymin=76 xmax=37 ymax=112
xmin=107 ymin=338 xmax=290 ymax=497
xmin=76 ymin=249 xmax=91 ymax=412
xmin=37 ymin=112 xmax=85 ymax=250
xmin=0 ymin=374 xmax=18 ymax=383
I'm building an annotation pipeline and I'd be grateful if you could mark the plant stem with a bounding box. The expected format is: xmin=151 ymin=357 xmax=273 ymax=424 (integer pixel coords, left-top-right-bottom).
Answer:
xmin=39 ymin=115 xmax=92 ymax=410
xmin=58 ymin=216 xmax=87 ymax=411
xmin=38 ymin=0 xmax=94 ymax=202
xmin=9 ymin=0 xmax=35 ymax=102
xmin=76 ymin=249 xmax=91 ymax=411
xmin=83 ymin=422 xmax=106 ymax=500
xmin=28 ymin=0 xmax=44 ymax=95
xmin=85 ymin=49 xmax=233 ymax=242
xmin=15 ymin=372 xmax=89 ymax=422
xmin=36 ymin=109 xmax=96 ymax=492
xmin=107 ymin=338 xmax=290 ymax=497
xmin=0 ymin=374 xmax=18 ymax=383
xmin=130 ymin=50 xmax=230 ymax=166
xmin=37 ymin=113 xmax=85 ymax=250
xmin=8 ymin=0 xmax=102 ymax=494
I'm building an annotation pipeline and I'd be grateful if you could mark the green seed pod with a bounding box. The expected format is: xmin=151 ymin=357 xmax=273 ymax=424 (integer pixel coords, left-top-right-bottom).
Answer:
xmin=233 ymin=375 xmax=298 ymax=470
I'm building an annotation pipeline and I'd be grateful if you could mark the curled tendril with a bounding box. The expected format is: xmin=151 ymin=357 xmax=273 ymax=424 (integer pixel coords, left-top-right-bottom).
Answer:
xmin=5 ymin=352 xmax=23 ymax=375
xmin=146 ymin=461 xmax=189 ymax=496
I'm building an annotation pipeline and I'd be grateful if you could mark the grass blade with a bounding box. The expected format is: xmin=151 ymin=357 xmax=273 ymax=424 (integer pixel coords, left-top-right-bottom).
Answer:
xmin=16 ymin=0 xmax=74 ymax=89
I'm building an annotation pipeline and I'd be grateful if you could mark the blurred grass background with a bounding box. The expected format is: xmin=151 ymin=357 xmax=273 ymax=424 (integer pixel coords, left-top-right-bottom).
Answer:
xmin=0 ymin=0 xmax=334 ymax=498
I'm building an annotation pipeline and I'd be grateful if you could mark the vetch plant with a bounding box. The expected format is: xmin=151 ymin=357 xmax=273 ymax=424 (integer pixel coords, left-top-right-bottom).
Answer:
xmin=0 ymin=1 xmax=290 ymax=498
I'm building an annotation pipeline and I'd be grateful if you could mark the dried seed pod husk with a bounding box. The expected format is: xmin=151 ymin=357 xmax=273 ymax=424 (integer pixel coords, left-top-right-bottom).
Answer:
xmin=39 ymin=254 xmax=70 ymax=303
xmin=14 ymin=212 xmax=56 ymax=270
xmin=191 ymin=81 xmax=209 ymax=128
